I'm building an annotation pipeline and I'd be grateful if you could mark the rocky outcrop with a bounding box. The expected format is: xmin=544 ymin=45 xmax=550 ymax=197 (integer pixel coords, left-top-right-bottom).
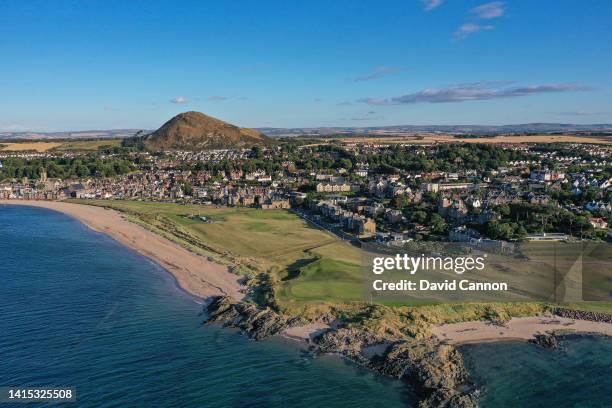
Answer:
xmin=204 ymin=296 xmax=478 ymax=407
xmin=203 ymin=296 xmax=288 ymax=340
xmin=530 ymin=333 xmax=559 ymax=349
xmin=312 ymin=329 xmax=477 ymax=408
xmin=315 ymin=328 xmax=383 ymax=363
xmin=553 ymin=308 xmax=612 ymax=324
xmin=368 ymin=340 xmax=476 ymax=408
xmin=418 ymin=388 xmax=478 ymax=408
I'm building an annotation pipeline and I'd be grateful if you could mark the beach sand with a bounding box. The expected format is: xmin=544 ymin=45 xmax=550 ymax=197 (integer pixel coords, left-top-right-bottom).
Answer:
xmin=0 ymin=200 xmax=245 ymax=301
xmin=282 ymin=322 xmax=331 ymax=341
xmin=432 ymin=316 xmax=612 ymax=344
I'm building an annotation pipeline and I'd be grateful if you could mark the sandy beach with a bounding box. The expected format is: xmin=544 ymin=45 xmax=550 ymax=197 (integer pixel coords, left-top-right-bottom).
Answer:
xmin=0 ymin=200 xmax=245 ymax=301
xmin=282 ymin=322 xmax=331 ymax=341
xmin=432 ymin=316 xmax=612 ymax=345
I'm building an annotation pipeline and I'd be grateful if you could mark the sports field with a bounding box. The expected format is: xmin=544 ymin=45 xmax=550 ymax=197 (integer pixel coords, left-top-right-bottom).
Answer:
xmin=72 ymin=200 xmax=364 ymax=307
xmin=70 ymin=200 xmax=611 ymax=319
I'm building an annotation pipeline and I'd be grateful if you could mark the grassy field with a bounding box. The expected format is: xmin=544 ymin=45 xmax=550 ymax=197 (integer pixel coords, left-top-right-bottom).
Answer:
xmin=71 ymin=200 xmax=364 ymax=308
xmin=0 ymin=142 xmax=63 ymax=152
xmin=51 ymin=139 xmax=122 ymax=151
xmin=339 ymin=134 xmax=611 ymax=145
xmin=70 ymin=200 xmax=611 ymax=324
xmin=0 ymin=139 xmax=122 ymax=152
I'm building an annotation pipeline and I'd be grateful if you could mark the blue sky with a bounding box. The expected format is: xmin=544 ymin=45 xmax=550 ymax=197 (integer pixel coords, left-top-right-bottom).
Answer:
xmin=1 ymin=0 xmax=611 ymax=131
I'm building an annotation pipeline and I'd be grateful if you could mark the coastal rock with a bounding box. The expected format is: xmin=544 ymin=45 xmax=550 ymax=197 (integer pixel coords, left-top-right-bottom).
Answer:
xmin=314 ymin=328 xmax=383 ymax=360
xmin=286 ymin=316 xmax=310 ymax=328
xmin=368 ymin=340 xmax=467 ymax=390
xmin=415 ymin=343 xmax=467 ymax=390
xmin=314 ymin=329 xmax=477 ymax=408
xmin=530 ymin=333 xmax=559 ymax=349
xmin=553 ymin=308 xmax=612 ymax=324
xmin=203 ymin=296 xmax=288 ymax=340
xmin=206 ymin=299 xmax=478 ymax=407
xmin=370 ymin=339 xmax=476 ymax=408
xmin=418 ymin=389 xmax=478 ymax=408
xmin=367 ymin=342 xmax=414 ymax=378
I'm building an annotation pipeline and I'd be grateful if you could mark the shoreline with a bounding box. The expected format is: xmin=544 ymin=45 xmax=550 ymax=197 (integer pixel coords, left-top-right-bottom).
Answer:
xmin=432 ymin=316 xmax=612 ymax=345
xmin=0 ymin=200 xmax=245 ymax=301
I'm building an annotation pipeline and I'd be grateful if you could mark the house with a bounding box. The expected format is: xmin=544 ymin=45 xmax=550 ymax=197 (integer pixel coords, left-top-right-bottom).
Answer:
xmin=590 ymin=217 xmax=608 ymax=229
xmin=328 ymin=194 xmax=348 ymax=204
xmin=530 ymin=170 xmax=565 ymax=183
xmin=354 ymin=168 xmax=368 ymax=177
xmin=259 ymin=198 xmax=290 ymax=209
xmin=448 ymin=200 xmax=468 ymax=220
xmin=466 ymin=197 xmax=481 ymax=209
xmin=355 ymin=217 xmax=377 ymax=236
xmin=585 ymin=201 xmax=612 ymax=213
xmin=449 ymin=226 xmax=481 ymax=242
xmin=316 ymin=182 xmax=351 ymax=193
xmin=384 ymin=209 xmax=404 ymax=224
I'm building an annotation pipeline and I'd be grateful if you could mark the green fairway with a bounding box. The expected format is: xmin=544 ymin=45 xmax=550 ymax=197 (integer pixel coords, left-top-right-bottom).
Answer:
xmin=70 ymin=200 xmax=612 ymax=318
xmin=279 ymin=257 xmax=363 ymax=301
xmin=72 ymin=200 xmax=365 ymax=307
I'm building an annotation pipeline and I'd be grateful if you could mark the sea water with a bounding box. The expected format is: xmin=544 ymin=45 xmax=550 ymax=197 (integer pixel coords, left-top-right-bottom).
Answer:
xmin=461 ymin=337 xmax=612 ymax=407
xmin=2 ymin=205 xmax=610 ymax=408
xmin=0 ymin=205 xmax=411 ymax=407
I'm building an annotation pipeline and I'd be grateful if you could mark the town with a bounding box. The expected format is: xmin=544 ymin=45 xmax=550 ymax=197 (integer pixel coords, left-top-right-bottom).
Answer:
xmin=1 ymin=139 xmax=610 ymax=245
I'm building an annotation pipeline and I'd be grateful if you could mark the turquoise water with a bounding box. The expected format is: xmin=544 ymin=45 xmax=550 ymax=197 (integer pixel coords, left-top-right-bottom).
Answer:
xmin=461 ymin=337 xmax=612 ymax=408
xmin=0 ymin=205 xmax=412 ymax=407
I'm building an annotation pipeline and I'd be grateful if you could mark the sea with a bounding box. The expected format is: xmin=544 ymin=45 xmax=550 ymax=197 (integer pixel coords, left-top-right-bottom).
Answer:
xmin=1 ymin=205 xmax=610 ymax=407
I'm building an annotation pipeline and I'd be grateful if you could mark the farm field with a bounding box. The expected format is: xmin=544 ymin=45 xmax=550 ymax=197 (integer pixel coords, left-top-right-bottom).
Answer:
xmin=51 ymin=139 xmax=122 ymax=151
xmin=0 ymin=141 xmax=63 ymax=152
xmin=0 ymin=139 xmax=122 ymax=152
xmin=339 ymin=133 xmax=611 ymax=145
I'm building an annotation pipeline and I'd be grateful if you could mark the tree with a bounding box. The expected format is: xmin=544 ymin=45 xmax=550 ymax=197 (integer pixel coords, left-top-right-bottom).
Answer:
xmin=430 ymin=214 xmax=447 ymax=234
xmin=486 ymin=221 xmax=515 ymax=241
xmin=411 ymin=210 xmax=428 ymax=224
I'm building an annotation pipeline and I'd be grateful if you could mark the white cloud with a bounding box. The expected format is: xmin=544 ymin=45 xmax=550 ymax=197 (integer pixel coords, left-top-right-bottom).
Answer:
xmin=420 ymin=0 xmax=443 ymax=11
xmin=360 ymin=82 xmax=591 ymax=105
xmin=555 ymin=110 xmax=611 ymax=117
xmin=452 ymin=2 xmax=505 ymax=40
xmin=454 ymin=23 xmax=494 ymax=39
xmin=170 ymin=96 xmax=188 ymax=104
xmin=471 ymin=2 xmax=505 ymax=19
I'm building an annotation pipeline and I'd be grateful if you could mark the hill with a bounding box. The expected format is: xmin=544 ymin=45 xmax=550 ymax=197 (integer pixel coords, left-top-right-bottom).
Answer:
xmin=144 ymin=111 xmax=274 ymax=150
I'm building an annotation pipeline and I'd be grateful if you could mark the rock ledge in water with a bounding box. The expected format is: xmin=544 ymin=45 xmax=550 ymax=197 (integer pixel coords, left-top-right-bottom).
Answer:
xmin=530 ymin=332 xmax=560 ymax=349
xmin=203 ymin=296 xmax=287 ymax=340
